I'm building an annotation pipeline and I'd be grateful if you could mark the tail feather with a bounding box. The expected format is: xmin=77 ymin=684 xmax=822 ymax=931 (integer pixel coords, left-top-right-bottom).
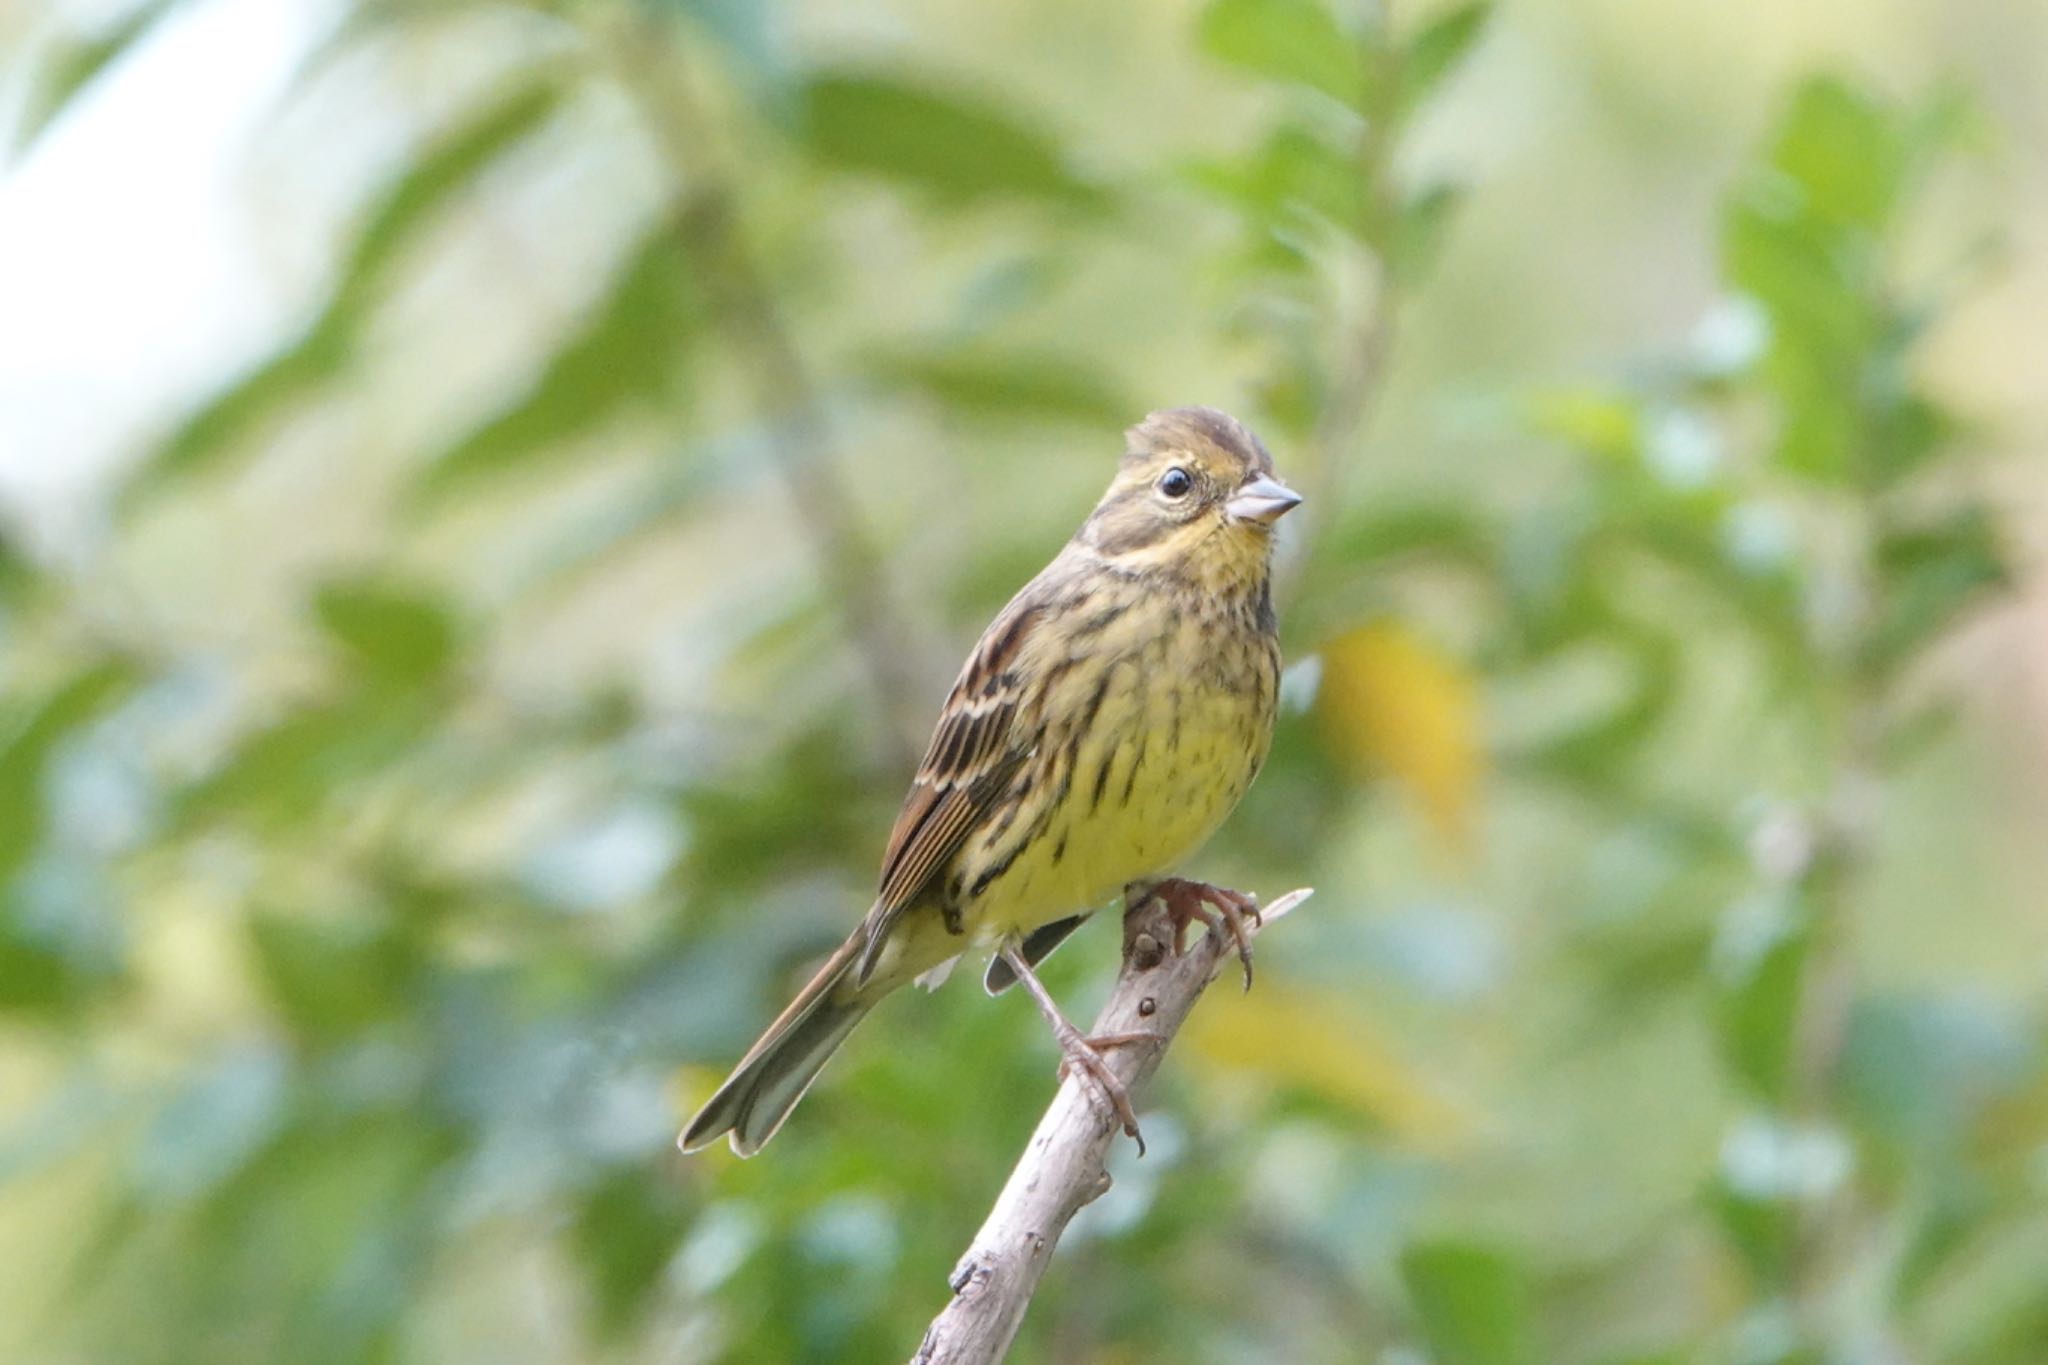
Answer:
xmin=679 ymin=938 xmax=871 ymax=1156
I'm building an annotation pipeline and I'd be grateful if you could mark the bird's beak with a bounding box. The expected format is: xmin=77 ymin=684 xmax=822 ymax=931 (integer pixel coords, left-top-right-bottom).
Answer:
xmin=1225 ymin=474 xmax=1303 ymax=526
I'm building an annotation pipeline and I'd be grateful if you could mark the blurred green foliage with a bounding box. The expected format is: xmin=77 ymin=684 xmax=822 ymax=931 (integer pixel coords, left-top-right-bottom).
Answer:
xmin=1 ymin=0 xmax=2042 ymax=1362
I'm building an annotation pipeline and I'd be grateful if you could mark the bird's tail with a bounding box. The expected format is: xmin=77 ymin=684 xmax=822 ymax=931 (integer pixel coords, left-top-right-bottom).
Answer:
xmin=678 ymin=936 xmax=873 ymax=1157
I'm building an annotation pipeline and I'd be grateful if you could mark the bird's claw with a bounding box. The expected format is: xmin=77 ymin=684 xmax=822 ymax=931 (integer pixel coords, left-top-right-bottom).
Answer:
xmin=1135 ymin=878 xmax=1262 ymax=992
xmin=1054 ymin=1029 xmax=1156 ymax=1156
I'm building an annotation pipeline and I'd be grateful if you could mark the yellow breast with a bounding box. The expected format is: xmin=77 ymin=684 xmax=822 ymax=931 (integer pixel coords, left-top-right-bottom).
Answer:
xmin=955 ymin=601 xmax=1276 ymax=944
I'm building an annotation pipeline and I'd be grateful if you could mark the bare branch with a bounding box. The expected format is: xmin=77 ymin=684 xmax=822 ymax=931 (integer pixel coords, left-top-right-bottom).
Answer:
xmin=910 ymin=887 xmax=1314 ymax=1365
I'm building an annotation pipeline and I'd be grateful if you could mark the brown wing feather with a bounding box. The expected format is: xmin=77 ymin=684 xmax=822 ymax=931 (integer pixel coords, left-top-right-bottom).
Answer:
xmin=857 ymin=599 xmax=1047 ymax=980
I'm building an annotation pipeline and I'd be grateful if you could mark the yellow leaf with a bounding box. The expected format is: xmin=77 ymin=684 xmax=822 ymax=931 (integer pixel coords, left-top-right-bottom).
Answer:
xmin=1316 ymin=621 xmax=1482 ymax=848
xmin=1524 ymin=387 xmax=1640 ymax=460
xmin=1183 ymin=984 xmax=1466 ymax=1147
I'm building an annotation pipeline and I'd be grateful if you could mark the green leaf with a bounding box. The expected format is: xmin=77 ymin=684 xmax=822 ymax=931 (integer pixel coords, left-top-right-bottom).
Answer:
xmin=1716 ymin=909 xmax=1809 ymax=1102
xmin=13 ymin=0 xmax=177 ymax=154
xmin=573 ymin=1171 xmax=693 ymax=1336
xmin=1400 ymin=1241 xmax=1535 ymax=1365
xmin=1719 ymin=77 xmax=1927 ymax=487
xmin=1868 ymin=388 xmax=1953 ymax=485
xmin=1392 ymin=182 xmax=1464 ymax=282
xmin=1322 ymin=502 xmax=1495 ymax=572
xmin=1867 ymin=507 xmax=2008 ymax=675
xmin=1514 ymin=622 xmax=1681 ymax=781
xmin=339 ymin=79 xmax=568 ymax=290
xmin=1720 ymin=205 xmax=1867 ymax=358
xmin=1720 ymin=195 xmax=1872 ymax=362
xmin=1197 ymin=0 xmax=1371 ymax=108
xmin=1403 ymin=2 xmax=1491 ymax=111
xmin=0 ymin=524 xmax=42 ymax=608
xmin=310 ymin=577 xmax=462 ymax=692
xmin=0 ymin=661 xmax=140 ymax=882
xmin=1187 ymin=123 xmax=1366 ymax=236
xmin=247 ymin=913 xmax=415 ymax=1045
xmin=1712 ymin=1182 xmax=1797 ymax=1290
xmin=122 ymin=77 xmax=568 ymax=510
xmin=1634 ymin=513 xmax=1807 ymax=674
xmin=1767 ymin=77 xmax=1909 ymax=234
xmin=0 ymin=926 xmax=83 ymax=1016
xmin=678 ymin=720 xmax=873 ymax=911
xmin=407 ymin=225 xmax=703 ymax=509
xmin=1952 ymin=1289 xmax=2048 ymax=1365
xmin=860 ymin=346 xmax=1132 ymax=428
xmin=121 ymin=330 xmax=352 ymax=513
xmin=168 ymin=693 xmax=439 ymax=834
xmin=1720 ymin=206 xmax=1870 ymax=482
xmin=1893 ymin=1191 xmax=1996 ymax=1306
xmin=796 ymin=72 xmax=1105 ymax=211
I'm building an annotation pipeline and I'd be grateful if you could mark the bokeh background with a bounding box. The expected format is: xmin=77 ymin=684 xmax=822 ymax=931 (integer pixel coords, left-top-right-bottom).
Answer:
xmin=3 ymin=0 xmax=2046 ymax=1361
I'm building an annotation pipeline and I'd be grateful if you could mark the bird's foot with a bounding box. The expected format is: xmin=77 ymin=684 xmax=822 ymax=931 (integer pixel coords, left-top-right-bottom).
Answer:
xmin=1049 ymin=1020 xmax=1156 ymax=1156
xmin=997 ymin=939 xmax=1158 ymax=1154
xmin=1134 ymin=878 xmax=1262 ymax=992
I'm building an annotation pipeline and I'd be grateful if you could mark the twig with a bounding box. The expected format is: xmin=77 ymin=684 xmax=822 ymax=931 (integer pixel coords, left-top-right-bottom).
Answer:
xmin=910 ymin=887 xmax=1313 ymax=1365
xmin=603 ymin=8 xmax=925 ymax=768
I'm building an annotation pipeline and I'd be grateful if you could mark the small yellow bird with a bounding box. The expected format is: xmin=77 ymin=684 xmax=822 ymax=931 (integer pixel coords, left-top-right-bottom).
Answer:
xmin=680 ymin=407 xmax=1299 ymax=1156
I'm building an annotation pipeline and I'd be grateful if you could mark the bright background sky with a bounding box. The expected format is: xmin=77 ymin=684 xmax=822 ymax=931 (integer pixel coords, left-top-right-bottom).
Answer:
xmin=0 ymin=0 xmax=334 ymax=550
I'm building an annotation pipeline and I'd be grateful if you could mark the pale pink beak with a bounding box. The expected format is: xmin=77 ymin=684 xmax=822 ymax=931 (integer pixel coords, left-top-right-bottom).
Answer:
xmin=1226 ymin=475 xmax=1302 ymax=525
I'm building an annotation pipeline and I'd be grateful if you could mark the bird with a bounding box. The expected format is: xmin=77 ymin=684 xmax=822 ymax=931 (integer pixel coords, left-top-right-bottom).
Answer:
xmin=679 ymin=406 xmax=1300 ymax=1157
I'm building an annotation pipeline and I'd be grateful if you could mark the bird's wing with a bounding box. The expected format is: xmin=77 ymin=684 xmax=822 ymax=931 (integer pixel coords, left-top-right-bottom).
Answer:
xmin=857 ymin=597 xmax=1046 ymax=981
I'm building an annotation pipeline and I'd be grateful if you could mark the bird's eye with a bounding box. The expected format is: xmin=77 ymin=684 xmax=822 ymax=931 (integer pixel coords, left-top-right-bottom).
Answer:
xmin=1157 ymin=467 xmax=1194 ymax=499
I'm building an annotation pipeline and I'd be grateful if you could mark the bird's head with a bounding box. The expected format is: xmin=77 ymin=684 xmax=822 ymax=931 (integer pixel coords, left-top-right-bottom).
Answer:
xmin=1078 ymin=407 xmax=1301 ymax=585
